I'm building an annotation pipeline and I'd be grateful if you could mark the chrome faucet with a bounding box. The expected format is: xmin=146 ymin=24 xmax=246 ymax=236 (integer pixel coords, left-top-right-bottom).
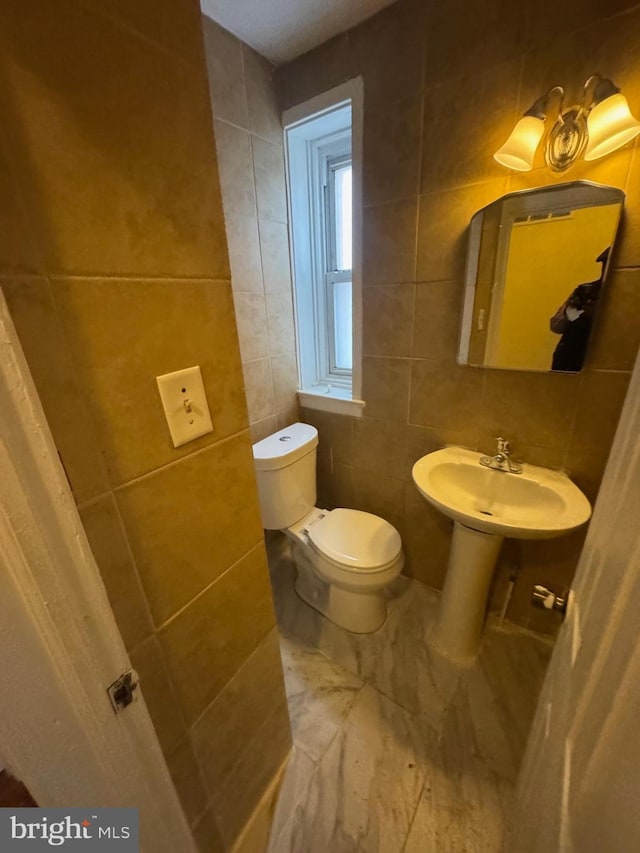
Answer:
xmin=480 ymin=437 xmax=523 ymax=474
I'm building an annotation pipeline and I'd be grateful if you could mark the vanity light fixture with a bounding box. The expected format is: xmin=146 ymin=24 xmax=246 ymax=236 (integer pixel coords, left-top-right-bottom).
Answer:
xmin=494 ymin=74 xmax=640 ymax=172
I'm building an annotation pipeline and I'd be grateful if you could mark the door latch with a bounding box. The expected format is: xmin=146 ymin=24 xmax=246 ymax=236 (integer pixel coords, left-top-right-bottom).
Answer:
xmin=107 ymin=670 xmax=139 ymax=713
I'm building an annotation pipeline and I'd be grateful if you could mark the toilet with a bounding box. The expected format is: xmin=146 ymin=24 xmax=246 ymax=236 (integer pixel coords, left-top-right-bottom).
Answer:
xmin=252 ymin=422 xmax=404 ymax=633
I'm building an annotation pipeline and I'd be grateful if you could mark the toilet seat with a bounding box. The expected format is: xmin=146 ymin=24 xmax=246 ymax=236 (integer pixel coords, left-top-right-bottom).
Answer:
xmin=306 ymin=508 xmax=402 ymax=573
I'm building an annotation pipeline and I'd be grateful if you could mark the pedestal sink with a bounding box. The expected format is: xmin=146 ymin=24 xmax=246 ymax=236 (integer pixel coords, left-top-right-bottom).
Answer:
xmin=412 ymin=446 xmax=591 ymax=662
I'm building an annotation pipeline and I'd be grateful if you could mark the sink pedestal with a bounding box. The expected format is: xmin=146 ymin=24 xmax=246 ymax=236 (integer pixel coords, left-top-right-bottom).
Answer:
xmin=431 ymin=522 xmax=504 ymax=662
xmin=414 ymin=445 xmax=591 ymax=660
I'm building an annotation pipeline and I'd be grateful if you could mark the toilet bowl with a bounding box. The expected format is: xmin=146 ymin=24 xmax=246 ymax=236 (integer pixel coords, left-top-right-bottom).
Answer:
xmin=252 ymin=423 xmax=404 ymax=633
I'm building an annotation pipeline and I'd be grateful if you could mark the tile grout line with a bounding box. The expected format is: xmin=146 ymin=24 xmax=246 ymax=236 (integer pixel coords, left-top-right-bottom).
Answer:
xmin=190 ymin=624 xmax=281 ymax=732
xmin=76 ymin=0 xmax=202 ymax=74
xmin=400 ymin=780 xmax=427 ymax=853
xmin=46 ymin=274 xmax=233 ymax=283
xmin=155 ymin=538 xmax=267 ymax=633
xmin=112 ymin=426 xmax=251 ymax=492
xmin=213 ymin=116 xmax=285 ymax=152
xmin=110 ymin=495 xmax=160 ymax=650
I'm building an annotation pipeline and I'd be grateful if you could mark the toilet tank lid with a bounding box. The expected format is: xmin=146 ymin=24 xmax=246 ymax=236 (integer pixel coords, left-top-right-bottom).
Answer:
xmin=252 ymin=423 xmax=319 ymax=471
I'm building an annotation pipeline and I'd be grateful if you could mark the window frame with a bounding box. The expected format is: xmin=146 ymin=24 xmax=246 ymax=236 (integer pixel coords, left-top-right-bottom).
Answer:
xmin=312 ymin=136 xmax=352 ymax=387
xmin=283 ymin=78 xmax=364 ymax=418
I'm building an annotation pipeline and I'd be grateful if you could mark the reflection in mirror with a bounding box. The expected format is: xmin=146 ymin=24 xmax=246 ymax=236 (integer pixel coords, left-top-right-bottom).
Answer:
xmin=459 ymin=182 xmax=625 ymax=373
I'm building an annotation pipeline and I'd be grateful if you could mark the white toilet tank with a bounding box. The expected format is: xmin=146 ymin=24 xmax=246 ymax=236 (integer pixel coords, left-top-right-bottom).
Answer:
xmin=252 ymin=423 xmax=319 ymax=530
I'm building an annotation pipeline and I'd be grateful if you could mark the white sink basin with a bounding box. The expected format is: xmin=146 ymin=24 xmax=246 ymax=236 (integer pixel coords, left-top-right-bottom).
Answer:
xmin=412 ymin=446 xmax=591 ymax=540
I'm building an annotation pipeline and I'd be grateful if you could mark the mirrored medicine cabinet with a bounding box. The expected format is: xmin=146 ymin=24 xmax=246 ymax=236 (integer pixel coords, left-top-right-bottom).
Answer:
xmin=459 ymin=182 xmax=625 ymax=373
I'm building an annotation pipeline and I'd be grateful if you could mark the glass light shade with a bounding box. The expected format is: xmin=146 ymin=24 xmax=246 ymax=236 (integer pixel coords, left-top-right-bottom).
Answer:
xmin=493 ymin=116 xmax=545 ymax=171
xmin=584 ymin=93 xmax=640 ymax=161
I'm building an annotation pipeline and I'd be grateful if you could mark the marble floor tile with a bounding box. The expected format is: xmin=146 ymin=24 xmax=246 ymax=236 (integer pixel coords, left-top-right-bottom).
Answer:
xmin=269 ymin=685 xmax=426 ymax=853
xmin=268 ymin=747 xmax=318 ymax=853
xmin=279 ymin=635 xmax=364 ymax=762
xmin=265 ymin=534 xmax=552 ymax=853
xmin=266 ymin=536 xmax=324 ymax=642
xmin=440 ymin=626 xmax=553 ymax=782
xmin=354 ymin=582 xmax=461 ymax=728
xmin=475 ymin=624 xmax=552 ymax=763
xmin=267 ymin=537 xmax=461 ymax=729
xmin=438 ymin=675 xmax=518 ymax=785
xmin=404 ymin=750 xmax=513 ymax=853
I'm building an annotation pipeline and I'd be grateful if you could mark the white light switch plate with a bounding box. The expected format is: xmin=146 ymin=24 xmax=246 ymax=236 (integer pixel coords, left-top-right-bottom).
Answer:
xmin=156 ymin=366 xmax=213 ymax=448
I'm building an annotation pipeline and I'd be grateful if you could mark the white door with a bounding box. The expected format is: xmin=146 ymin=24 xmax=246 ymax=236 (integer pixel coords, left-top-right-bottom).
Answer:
xmin=0 ymin=295 xmax=197 ymax=851
xmin=512 ymin=348 xmax=640 ymax=852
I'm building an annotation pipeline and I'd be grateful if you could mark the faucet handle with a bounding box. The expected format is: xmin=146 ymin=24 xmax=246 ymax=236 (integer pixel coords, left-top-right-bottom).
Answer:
xmin=496 ymin=436 xmax=511 ymax=455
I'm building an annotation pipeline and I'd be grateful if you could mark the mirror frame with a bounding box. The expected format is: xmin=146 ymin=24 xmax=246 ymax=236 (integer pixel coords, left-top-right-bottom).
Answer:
xmin=458 ymin=180 xmax=626 ymax=370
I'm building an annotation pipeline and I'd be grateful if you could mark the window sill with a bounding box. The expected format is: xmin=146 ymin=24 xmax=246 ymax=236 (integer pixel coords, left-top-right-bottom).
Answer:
xmin=297 ymin=388 xmax=365 ymax=418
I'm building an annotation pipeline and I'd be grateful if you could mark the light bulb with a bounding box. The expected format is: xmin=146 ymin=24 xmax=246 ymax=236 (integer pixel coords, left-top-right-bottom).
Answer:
xmin=585 ymin=92 xmax=640 ymax=160
xmin=494 ymin=116 xmax=545 ymax=171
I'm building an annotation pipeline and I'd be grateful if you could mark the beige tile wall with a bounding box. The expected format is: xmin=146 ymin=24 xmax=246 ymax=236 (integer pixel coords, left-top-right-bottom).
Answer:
xmin=0 ymin=1 xmax=290 ymax=849
xmin=277 ymin=0 xmax=640 ymax=634
xmin=202 ymin=18 xmax=299 ymax=443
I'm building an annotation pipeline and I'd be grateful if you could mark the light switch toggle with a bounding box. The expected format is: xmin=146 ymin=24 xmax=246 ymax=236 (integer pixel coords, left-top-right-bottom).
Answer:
xmin=156 ymin=366 xmax=213 ymax=448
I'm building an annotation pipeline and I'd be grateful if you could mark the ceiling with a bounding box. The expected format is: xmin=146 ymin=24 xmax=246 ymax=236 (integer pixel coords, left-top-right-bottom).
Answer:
xmin=200 ymin=0 xmax=398 ymax=65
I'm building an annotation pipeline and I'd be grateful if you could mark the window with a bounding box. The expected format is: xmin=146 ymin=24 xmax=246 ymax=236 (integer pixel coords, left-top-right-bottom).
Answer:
xmin=326 ymin=155 xmax=353 ymax=371
xmin=314 ymin=135 xmax=352 ymax=385
xmin=284 ymin=79 xmax=364 ymax=418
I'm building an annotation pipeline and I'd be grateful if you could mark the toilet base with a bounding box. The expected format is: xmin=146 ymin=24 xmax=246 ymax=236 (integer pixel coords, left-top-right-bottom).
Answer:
xmin=292 ymin=544 xmax=387 ymax=634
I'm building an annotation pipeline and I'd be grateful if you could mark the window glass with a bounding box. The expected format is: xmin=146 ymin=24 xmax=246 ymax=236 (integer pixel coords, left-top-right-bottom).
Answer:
xmin=334 ymin=164 xmax=352 ymax=272
xmin=333 ymin=280 xmax=353 ymax=370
